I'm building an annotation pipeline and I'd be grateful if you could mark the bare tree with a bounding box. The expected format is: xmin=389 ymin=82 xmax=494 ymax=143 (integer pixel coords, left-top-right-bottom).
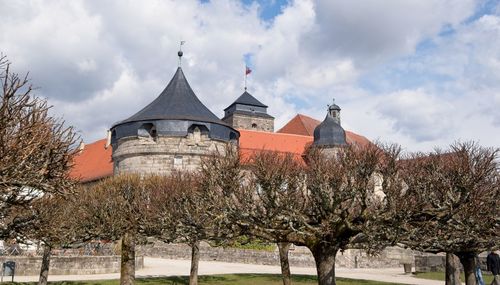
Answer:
xmin=146 ymin=172 xmax=236 ymax=285
xmin=243 ymin=151 xmax=303 ymax=285
xmin=0 ymin=55 xmax=78 ymax=284
xmin=74 ymin=174 xmax=153 ymax=285
xmin=374 ymin=142 xmax=500 ymax=285
xmin=10 ymin=193 xmax=79 ymax=285
xmin=202 ymin=144 xmax=402 ymax=285
xmin=0 ymin=54 xmax=77 ymax=238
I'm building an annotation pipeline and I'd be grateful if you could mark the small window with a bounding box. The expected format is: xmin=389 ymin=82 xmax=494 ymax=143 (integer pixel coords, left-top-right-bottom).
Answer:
xmin=138 ymin=123 xmax=157 ymax=139
xmin=173 ymin=156 xmax=183 ymax=169
xmin=229 ymin=132 xmax=238 ymax=141
xmin=251 ymin=123 xmax=257 ymax=129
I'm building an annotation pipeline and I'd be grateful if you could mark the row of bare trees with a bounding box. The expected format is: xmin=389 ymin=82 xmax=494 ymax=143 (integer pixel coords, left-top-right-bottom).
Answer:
xmin=1 ymin=55 xmax=498 ymax=285
xmin=68 ymin=141 xmax=497 ymax=285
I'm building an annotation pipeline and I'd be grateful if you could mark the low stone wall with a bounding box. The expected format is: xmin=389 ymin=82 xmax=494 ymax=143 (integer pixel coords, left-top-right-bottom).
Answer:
xmin=415 ymin=253 xmax=488 ymax=272
xmin=0 ymin=256 xmax=144 ymax=275
xmin=138 ymin=242 xmax=414 ymax=269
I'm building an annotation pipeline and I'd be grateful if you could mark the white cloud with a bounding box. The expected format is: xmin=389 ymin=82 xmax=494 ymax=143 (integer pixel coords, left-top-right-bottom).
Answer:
xmin=1 ymin=0 xmax=498 ymax=152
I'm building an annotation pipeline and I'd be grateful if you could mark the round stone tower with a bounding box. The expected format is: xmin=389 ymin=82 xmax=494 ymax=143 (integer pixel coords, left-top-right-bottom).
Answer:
xmin=110 ymin=56 xmax=239 ymax=174
xmin=313 ymin=100 xmax=347 ymax=156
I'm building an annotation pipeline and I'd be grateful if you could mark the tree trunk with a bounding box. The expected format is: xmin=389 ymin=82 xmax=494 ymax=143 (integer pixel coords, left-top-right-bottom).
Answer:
xmin=309 ymin=242 xmax=339 ymax=285
xmin=189 ymin=240 xmax=201 ymax=285
xmin=446 ymin=253 xmax=462 ymax=285
xmin=38 ymin=245 xmax=51 ymax=285
xmin=278 ymin=242 xmax=292 ymax=285
xmin=458 ymin=252 xmax=477 ymax=285
xmin=120 ymin=232 xmax=136 ymax=285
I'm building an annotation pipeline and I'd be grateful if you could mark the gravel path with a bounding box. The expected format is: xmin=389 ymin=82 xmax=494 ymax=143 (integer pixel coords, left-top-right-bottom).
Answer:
xmin=11 ymin=257 xmax=444 ymax=285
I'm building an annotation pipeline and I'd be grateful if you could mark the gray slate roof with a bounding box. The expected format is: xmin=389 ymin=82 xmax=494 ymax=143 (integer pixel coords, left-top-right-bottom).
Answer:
xmin=224 ymin=91 xmax=267 ymax=111
xmin=313 ymin=115 xmax=347 ymax=147
xmin=114 ymin=67 xmax=226 ymax=127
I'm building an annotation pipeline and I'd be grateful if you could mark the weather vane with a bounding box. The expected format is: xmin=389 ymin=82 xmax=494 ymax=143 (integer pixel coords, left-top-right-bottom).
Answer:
xmin=327 ymin=98 xmax=335 ymax=109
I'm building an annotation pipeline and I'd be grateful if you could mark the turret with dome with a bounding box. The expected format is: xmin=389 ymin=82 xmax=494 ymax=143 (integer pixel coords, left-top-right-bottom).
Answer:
xmin=313 ymin=100 xmax=348 ymax=148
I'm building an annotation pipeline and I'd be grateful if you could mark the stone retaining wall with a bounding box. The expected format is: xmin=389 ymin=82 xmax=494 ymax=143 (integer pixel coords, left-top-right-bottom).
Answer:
xmin=0 ymin=256 xmax=143 ymax=275
xmin=138 ymin=242 xmax=414 ymax=269
xmin=415 ymin=253 xmax=488 ymax=272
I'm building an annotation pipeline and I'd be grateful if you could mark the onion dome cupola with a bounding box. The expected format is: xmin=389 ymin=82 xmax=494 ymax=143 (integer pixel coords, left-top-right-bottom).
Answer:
xmin=222 ymin=91 xmax=274 ymax=132
xmin=110 ymin=62 xmax=239 ymax=146
xmin=313 ymin=100 xmax=347 ymax=147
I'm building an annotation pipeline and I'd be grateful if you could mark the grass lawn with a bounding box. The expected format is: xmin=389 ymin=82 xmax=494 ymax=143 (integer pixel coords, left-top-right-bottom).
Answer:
xmin=414 ymin=271 xmax=494 ymax=284
xmin=11 ymin=274 xmax=405 ymax=285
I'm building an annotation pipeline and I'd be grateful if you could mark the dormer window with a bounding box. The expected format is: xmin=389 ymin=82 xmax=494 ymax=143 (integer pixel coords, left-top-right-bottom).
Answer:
xmin=138 ymin=123 xmax=157 ymax=140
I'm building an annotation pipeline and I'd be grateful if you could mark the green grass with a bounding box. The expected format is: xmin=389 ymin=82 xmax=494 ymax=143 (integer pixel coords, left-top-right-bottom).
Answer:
xmin=9 ymin=274 xmax=405 ymax=285
xmin=230 ymin=236 xmax=276 ymax=251
xmin=414 ymin=271 xmax=494 ymax=284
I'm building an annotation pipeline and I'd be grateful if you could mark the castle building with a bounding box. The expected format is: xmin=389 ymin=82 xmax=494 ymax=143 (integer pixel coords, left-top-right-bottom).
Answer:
xmin=70 ymin=52 xmax=370 ymax=181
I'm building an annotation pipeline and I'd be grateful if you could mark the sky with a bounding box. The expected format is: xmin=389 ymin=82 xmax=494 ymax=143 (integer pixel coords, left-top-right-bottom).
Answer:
xmin=1 ymin=0 xmax=499 ymax=152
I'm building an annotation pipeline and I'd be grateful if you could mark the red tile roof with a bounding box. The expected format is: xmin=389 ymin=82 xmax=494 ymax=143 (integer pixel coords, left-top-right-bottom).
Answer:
xmin=70 ymin=114 xmax=370 ymax=182
xmin=70 ymin=139 xmax=113 ymax=183
xmin=239 ymin=129 xmax=313 ymax=160
xmin=277 ymin=114 xmax=320 ymax=136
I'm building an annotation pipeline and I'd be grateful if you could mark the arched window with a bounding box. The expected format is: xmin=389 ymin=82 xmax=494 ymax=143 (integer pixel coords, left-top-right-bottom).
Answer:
xmin=251 ymin=123 xmax=258 ymax=129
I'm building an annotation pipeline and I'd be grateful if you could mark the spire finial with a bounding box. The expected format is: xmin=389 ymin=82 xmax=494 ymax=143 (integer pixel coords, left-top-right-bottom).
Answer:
xmin=178 ymin=40 xmax=185 ymax=67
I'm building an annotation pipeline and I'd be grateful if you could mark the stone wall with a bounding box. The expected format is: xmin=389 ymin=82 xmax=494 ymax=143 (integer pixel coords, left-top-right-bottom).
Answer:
xmin=0 ymin=256 xmax=143 ymax=275
xmin=225 ymin=113 xmax=274 ymax=132
xmin=113 ymin=134 xmax=229 ymax=174
xmin=138 ymin=241 xmax=414 ymax=269
xmin=415 ymin=253 xmax=488 ymax=272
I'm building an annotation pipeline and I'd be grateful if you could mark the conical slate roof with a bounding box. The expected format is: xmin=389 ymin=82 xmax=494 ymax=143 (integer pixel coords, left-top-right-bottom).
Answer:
xmin=224 ymin=91 xmax=267 ymax=111
xmin=114 ymin=67 xmax=224 ymax=127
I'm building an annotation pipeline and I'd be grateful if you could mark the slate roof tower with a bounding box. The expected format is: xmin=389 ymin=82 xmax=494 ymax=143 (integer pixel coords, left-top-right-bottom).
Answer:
xmin=222 ymin=91 xmax=274 ymax=132
xmin=313 ymin=100 xmax=347 ymax=150
xmin=110 ymin=50 xmax=239 ymax=174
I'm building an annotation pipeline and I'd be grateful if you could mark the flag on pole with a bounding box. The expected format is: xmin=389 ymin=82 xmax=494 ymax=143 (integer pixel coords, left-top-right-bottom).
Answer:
xmin=245 ymin=66 xmax=252 ymax=75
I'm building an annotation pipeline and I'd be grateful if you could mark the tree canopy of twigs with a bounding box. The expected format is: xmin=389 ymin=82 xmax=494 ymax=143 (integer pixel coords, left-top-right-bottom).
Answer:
xmin=201 ymin=143 xmax=403 ymax=285
xmin=371 ymin=142 xmax=500 ymax=285
xmin=0 ymin=54 xmax=78 ymax=238
xmin=74 ymin=174 xmax=154 ymax=285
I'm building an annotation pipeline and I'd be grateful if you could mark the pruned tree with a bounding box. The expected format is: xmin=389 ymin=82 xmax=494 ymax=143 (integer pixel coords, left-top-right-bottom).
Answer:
xmin=0 ymin=54 xmax=77 ymax=238
xmin=10 ymin=193 xmax=79 ymax=285
xmin=241 ymin=151 xmax=303 ymax=285
xmin=146 ymin=172 xmax=236 ymax=285
xmin=0 ymin=54 xmax=78 ymax=284
xmin=373 ymin=142 xmax=500 ymax=285
xmin=74 ymin=174 xmax=153 ymax=285
xmin=202 ymin=144 xmax=402 ymax=285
